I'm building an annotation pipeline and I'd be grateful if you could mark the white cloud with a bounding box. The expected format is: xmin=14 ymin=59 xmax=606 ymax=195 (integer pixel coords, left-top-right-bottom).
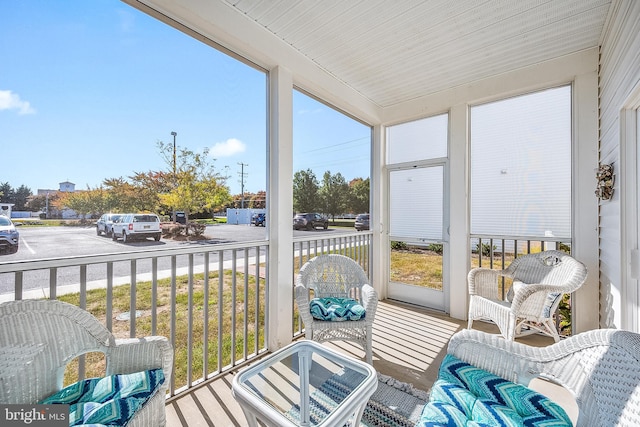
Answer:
xmin=0 ymin=90 xmax=36 ymax=115
xmin=210 ymin=138 xmax=246 ymax=157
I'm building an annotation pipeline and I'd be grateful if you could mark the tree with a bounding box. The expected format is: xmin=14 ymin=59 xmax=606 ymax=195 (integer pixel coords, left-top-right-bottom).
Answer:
xmin=53 ymin=191 xmax=94 ymax=220
xmin=102 ymin=178 xmax=147 ymax=213
xmin=319 ymin=171 xmax=349 ymax=220
xmin=0 ymin=182 xmax=11 ymax=203
xmin=13 ymin=185 xmax=32 ymax=211
xmin=156 ymin=141 xmax=232 ymax=233
xmin=293 ymin=169 xmax=319 ymax=213
xmin=247 ymin=191 xmax=266 ymax=209
xmin=0 ymin=182 xmax=33 ymax=210
xmin=26 ymin=194 xmax=48 ymax=212
xmin=349 ymin=177 xmax=370 ymax=214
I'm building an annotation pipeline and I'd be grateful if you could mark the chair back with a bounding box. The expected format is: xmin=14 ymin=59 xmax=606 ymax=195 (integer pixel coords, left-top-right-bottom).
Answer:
xmin=505 ymin=250 xmax=587 ymax=291
xmin=449 ymin=329 xmax=640 ymax=426
xmin=296 ymin=254 xmax=369 ymax=300
xmin=0 ymin=300 xmax=114 ymax=404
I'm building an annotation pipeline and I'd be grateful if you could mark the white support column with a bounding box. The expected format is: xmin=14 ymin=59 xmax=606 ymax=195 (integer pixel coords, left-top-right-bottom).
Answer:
xmin=449 ymin=104 xmax=470 ymax=319
xmin=371 ymin=125 xmax=386 ymax=299
xmin=267 ymin=66 xmax=295 ymax=350
xmin=572 ymin=71 xmax=600 ymax=333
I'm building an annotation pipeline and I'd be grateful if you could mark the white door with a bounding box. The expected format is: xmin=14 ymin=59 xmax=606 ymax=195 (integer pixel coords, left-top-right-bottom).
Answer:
xmin=385 ymin=113 xmax=449 ymax=312
xmin=387 ymin=164 xmax=448 ymax=311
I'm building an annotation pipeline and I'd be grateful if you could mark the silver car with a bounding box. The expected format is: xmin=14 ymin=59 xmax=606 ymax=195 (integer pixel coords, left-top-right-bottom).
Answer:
xmin=0 ymin=216 xmax=19 ymax=254
xmin=96 ymin=213 xmax=123 ymax=237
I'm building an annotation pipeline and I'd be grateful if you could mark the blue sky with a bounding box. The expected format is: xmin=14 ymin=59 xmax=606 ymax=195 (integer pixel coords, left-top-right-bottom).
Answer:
xmin=1 ymin=0 xmax=370 ymax=197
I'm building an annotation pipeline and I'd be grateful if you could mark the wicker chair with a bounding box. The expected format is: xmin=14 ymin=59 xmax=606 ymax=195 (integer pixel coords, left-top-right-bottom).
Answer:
xmin=0 ymin=299 xmax=173 ymax=427
xmin=295 ymin=254 xmax=378 ymax=364
xmin=447 ymin=328 xmax=640 ymax=427
xmin=468 ymin=250 xmax=587 ymax=342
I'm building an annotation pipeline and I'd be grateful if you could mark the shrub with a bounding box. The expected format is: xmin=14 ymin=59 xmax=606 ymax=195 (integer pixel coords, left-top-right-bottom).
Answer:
xmin=426 ymin=243 xmax=443 ymax=254
xmin=475 ymin=242 xmax=496 ymax=257
xmin=391 ymin=241 xmax=408 ymax=250
xmin=188 ymin=223 xmax=207 ymax=236
xmin=162 ymin=223 xmax=183 ymax=237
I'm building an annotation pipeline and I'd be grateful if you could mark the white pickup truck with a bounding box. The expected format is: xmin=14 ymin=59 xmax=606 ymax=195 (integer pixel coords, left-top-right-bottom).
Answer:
xmin=112 ymin=213 xmax=162 ymax=243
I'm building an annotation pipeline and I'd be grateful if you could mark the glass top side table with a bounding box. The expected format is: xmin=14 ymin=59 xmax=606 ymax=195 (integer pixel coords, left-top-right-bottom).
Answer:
xmin=232 ymin=340 xmax=377 ymax=427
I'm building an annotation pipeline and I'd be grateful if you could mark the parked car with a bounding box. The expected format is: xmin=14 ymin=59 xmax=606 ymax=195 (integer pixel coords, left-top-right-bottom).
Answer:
xmin=293 ymin=213 xmax=328 ymax=230
xmin=175 ymin=211 xmax=187 ymax=224
xmin=112 ymin=213 xmax=162 ymax=243
xmin=251 ymin=213 xmax=266 ymax=226
xmin=96 ymin=213 xmax=123 ymax=237
xmin=354 ymin=213 xmax=370 ymax=231
xmin=0 ymin=216 xmax=19 ymax=254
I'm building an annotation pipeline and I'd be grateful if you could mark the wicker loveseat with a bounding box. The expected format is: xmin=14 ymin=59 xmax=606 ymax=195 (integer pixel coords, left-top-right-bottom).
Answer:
xmin=0 ymin=299 xmax=173 ymax=427
xmin=418 ymin=328 xmax=640 ymax=427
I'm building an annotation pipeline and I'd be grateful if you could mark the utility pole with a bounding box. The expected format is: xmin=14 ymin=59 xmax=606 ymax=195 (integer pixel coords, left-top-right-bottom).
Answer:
xmin=171 ymin=131 xmax=177 ymax=222
xmin=238 ymin=162 xmax=248 ymax=209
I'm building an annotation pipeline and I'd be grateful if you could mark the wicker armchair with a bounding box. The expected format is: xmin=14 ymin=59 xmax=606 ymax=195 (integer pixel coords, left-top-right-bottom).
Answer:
xmin=295 ymin=254 xmax=378 ymax=364
xmin=468 ymin=250 xmax=587 ymax=342
xmin=0 ymin=299 xmax=173 ymax=427
xmin=448 ymin=328 xmax=640 ymax=427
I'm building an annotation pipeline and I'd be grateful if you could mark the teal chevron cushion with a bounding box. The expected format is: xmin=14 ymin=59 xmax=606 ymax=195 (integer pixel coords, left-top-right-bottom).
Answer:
xmin=39 ymin=369 xmax=164 ymax=426
xmin=416 ymin=355 xmax=571 ymax=427
xmin=309 ymin=297 xmax=365 ymax=321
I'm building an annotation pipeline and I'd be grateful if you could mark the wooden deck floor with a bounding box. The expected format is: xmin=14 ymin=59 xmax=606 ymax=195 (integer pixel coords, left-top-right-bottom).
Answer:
xmin=165 ymin=299 xmax=554 ymax=427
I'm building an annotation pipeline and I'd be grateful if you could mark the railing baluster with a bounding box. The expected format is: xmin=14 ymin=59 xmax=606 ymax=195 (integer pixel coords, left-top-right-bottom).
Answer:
xmin=187 ymin=253 xmax=194 ymax=388
xmin=49 ymin=268 xmax=57 ymax=300
xmin=231 ymin=250 xmax=237 ymax=367
xmin=243 ymin=248 xmax=249 ymax=361
xmin=151 ymin=257 xmax=157 ymax=335
xmin=106 ymin=262 xmax=113 ymax=331
xmin=169 ymin=255 xmax=177 ymax=397
xmin=202 ymin=251 xmax=210 ymax=380
xmin=130 ymin=259 xmax=136 ymax=338
xmin=217 ymin=251 xmax=224 ymax=372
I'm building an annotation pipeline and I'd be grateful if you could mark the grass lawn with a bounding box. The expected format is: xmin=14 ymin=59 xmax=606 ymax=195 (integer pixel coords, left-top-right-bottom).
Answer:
xmin=58 ymin=269 xmax=265 ymax=388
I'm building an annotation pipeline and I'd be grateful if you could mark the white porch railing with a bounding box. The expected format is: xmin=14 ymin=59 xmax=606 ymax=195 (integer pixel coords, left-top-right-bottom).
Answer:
xmin=0 ymin=230 xmax=372 ymax=399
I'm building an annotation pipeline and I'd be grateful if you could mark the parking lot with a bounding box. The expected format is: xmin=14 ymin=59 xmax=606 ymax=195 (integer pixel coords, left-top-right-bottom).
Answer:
xmin=0 ymin=223 xmax=342 ymax=296
xmin=2 ymin=223 xmax=344 ymax=261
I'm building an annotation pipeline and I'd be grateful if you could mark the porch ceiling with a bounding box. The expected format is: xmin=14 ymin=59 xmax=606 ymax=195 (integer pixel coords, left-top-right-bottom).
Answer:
xmin=221 ymin=0 xmax=611 ymax=108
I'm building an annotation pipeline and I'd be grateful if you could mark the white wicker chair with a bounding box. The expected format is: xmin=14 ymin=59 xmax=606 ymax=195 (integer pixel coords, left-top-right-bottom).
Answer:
xmin=468 ymin=250 xmax=587 ymax=342
xmin=0 ymin=299 xmax=173 ymax=427
xmin=447 ymin=328 xmax=640 ymax=427
xmin=295 ymin=254 xmax=378 ymax=364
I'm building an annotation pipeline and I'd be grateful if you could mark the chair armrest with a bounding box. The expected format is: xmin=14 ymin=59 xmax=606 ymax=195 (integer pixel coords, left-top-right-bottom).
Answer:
xmin=361 ymin=284 xmax=378 ymax=317
xmin=295 ymin=284 xmax=314 ymax=324
xmin=107 ymin=336 xmax=173 ymax=385
xmin=468 ymin=268 xmax=506 ymax=299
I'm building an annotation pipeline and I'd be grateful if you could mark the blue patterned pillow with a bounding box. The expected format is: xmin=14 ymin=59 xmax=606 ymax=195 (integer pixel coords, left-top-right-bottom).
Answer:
xmin=417 ymin=355 xmax=571 ymax=427
xmin=309 ymin=297 xmax=366 ymax=321
xmin=39 ymin=369 xmax=164 ymax=426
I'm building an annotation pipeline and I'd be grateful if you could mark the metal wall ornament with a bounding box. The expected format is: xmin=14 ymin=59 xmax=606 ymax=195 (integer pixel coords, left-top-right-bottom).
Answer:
xmin=595 ymin=163 xmax=615 ymax=201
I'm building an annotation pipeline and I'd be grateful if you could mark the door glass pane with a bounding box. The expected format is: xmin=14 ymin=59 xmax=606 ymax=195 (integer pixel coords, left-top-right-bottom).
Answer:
xmin=470 ymin=86 xmax=571 ymax=238
xmin=389 ymin=167 xmax=443 ymax=240
xmin=390 ymin=243 xmax=443 ymax=291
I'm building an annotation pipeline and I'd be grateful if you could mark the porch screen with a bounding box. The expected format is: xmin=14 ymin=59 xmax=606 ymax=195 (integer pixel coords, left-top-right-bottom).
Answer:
xmin=387 ymin=113 xmax=447 ymax=240
xmin=470 ymin=86 xmax=571 ymax=238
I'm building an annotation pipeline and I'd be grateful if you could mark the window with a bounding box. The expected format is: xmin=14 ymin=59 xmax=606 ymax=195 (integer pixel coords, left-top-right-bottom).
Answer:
xmin=470 ymin=86 xmax=572 ymax=238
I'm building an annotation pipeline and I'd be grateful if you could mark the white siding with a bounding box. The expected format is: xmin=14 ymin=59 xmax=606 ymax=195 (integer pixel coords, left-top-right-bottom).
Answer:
xmin=598 ymin=0 xmax=640 ymax=328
